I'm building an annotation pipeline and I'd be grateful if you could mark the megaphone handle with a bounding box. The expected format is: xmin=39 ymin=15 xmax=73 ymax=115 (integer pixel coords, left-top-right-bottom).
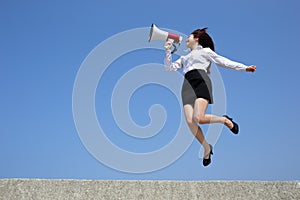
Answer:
xmin=171 ymin=43 xmax=177 ymax=54
xmin=167 ymin=39 xmax=178 ymax=54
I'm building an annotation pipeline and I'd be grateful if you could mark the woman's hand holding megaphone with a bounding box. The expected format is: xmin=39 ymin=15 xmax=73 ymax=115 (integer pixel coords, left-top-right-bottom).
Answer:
xmin=164 ymin=41 xmax=173 ymax=51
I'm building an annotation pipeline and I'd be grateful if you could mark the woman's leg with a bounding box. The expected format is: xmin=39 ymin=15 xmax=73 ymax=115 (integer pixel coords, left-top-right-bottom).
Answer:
xmin=183 ymin=104 xmax=211 ymax=159
xmin=193 ymin=98 xmax=234 ymax=129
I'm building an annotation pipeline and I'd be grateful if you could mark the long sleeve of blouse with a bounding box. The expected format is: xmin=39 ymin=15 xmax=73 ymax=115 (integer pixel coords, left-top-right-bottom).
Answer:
xmin=164 ymin=46 xmax=247 ymax=74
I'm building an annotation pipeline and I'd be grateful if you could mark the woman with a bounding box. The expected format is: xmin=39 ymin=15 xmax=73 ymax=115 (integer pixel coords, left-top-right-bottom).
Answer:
xmin=164 ymin=28 xmax=256 ymax=167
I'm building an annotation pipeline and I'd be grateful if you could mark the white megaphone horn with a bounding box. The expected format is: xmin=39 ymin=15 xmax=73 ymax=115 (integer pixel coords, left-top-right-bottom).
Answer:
xmin=148 ymin=23 xmax=182 ymax=54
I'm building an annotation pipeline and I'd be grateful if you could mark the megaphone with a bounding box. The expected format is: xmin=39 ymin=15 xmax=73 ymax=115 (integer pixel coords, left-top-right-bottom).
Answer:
xmin=148 ymin=23 xmax=182 ymax=53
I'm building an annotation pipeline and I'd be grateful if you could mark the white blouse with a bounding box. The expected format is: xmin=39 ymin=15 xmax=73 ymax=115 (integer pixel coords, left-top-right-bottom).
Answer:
xmin=164 ymin=45 xmax=247 ymax=74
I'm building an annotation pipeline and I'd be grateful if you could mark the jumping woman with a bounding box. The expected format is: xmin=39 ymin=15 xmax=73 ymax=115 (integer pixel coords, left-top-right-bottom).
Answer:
xmin=164 ymin=28 xmax=256 ymax=167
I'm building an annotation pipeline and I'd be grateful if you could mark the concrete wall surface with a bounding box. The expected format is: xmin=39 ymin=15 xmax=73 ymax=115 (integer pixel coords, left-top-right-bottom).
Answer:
xmin=0 ymin=179 xmax=299 ymax=200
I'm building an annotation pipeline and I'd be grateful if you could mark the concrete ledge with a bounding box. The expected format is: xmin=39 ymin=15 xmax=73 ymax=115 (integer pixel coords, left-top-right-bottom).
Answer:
xmin=0 ymin=179 xmax=299 ymax=200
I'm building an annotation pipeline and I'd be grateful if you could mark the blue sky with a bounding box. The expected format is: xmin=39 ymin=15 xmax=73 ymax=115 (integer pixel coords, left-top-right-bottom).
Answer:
xmin=1 ymin=0 xmax=300 ymax=180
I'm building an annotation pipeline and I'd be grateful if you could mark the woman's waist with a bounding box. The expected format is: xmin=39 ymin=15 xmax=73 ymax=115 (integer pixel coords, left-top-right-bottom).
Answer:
xmin=184 ymin=68 xmax=209 ymax=80
xmin=183 ymin=64 xmax=210 ymax=75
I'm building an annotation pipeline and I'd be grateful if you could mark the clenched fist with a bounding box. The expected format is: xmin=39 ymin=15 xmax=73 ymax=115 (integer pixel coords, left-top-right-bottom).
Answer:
xmin=164 ymin=41 xmax=173 ymax=50
xmin=246 ymin=65 xmax=257 ymax=73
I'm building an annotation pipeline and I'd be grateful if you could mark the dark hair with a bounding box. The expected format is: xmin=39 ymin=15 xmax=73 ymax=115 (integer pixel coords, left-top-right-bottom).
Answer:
xmin=191 ymin=28 xmax=215 ymax=51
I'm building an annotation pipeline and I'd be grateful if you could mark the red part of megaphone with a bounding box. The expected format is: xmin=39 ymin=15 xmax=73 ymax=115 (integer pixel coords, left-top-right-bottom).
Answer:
xmin=167 ymin=32 xmax=181 ymax=44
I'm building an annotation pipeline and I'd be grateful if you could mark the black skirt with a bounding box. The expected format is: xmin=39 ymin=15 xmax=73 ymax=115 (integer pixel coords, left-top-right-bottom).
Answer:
xmin=181 ymin=69 xmax=213 ymax=105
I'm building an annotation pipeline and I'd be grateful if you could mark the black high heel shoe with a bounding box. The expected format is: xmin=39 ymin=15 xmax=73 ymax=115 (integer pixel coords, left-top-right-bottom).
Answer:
xmin=203 ymin=144 xmax=213 ymax=167
xmin=223 ymin=115 xmax=239 ymax=134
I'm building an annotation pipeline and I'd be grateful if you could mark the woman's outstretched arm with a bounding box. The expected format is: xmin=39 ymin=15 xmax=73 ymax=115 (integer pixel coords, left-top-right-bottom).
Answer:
xmin=204 ymin=48 xmax=256 ymax=72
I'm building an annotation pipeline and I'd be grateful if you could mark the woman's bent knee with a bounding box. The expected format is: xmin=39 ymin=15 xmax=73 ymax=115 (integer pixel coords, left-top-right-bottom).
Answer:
xmin=193 ymin=115 xmax=200 ymax=124
xmin=193 ymin=115 xmax=207 ymax=124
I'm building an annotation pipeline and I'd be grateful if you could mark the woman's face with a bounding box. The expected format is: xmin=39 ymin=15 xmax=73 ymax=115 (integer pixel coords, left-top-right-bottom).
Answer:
xmin=186 ymin=34 xmax=199 ymax=49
